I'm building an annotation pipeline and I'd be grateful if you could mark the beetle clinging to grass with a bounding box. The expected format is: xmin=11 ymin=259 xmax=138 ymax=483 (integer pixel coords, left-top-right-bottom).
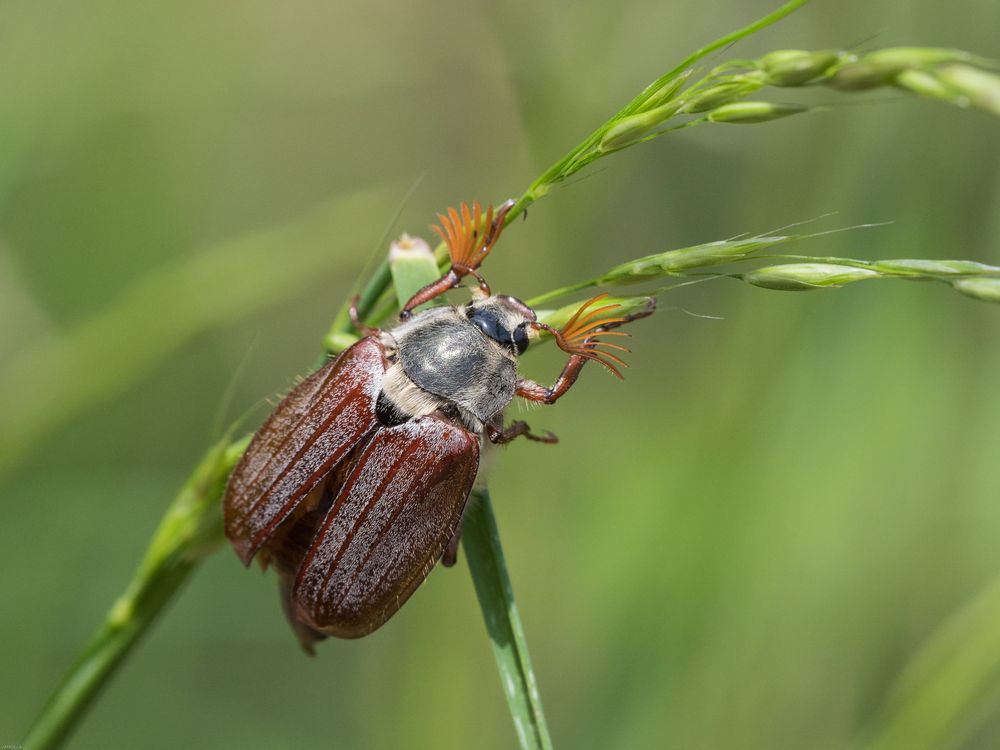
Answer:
xmin=223 ymin=200 xmax=653 ymax=651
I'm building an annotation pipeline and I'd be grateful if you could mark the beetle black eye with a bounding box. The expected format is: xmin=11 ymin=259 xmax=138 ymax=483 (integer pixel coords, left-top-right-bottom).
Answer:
xmin=513 ymin=324 xmax=529 ymax=355
xmin=468 ymin=308 xmax=518 ymax=354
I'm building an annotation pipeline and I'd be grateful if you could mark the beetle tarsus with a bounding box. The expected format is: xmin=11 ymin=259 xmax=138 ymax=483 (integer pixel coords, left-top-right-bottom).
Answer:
xmin=487 ymin=420 xmax=558 ymax=444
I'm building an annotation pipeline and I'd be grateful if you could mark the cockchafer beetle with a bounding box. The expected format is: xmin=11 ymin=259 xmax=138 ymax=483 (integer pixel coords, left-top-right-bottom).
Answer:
xmin=223 ymin=200 xmax=652 ymax=650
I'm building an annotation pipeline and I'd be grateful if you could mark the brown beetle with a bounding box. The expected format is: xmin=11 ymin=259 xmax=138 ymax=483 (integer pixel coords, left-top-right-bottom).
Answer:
xmin=224 ymin=200 xmax=648 ymax=651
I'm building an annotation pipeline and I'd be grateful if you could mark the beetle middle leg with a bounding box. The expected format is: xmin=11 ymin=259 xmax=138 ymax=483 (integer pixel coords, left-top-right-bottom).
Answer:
xmin=486 ymin=419 xmax=558 ymax=444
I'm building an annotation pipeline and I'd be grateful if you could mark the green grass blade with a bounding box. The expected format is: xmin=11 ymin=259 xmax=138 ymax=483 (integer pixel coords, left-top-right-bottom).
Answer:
xmin=463 ymin=491 xmax=554 ymax=750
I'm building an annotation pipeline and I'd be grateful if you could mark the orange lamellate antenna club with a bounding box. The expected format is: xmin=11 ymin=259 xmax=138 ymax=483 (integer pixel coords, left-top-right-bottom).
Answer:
xmin=431 ymin=201 xmax=511 ymax=272
xmin=544 ymin=293 xmax=632 ymax=379
xmin=398 ymin=199 xmax=514 ymax=317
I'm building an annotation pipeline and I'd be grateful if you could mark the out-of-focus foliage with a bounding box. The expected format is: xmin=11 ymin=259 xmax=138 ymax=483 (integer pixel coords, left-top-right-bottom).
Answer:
xmin=2 ymin=1 xmax=999 ymax=748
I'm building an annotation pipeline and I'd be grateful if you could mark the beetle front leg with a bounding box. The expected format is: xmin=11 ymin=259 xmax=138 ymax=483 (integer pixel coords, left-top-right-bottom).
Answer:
xmin=515 ymin=352 xmax=589 ymax=405
xmin=399 ymin=268 xmax=469 ymax=320
xmin=486 ymin=419 xmax=558 ymax=444
xmin=520 ymin=293 xmax=652 ymax=402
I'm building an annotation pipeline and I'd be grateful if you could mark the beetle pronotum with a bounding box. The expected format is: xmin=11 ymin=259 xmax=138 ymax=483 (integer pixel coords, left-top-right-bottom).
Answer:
xmin=224 ymin=200 xmax=651 ymax=650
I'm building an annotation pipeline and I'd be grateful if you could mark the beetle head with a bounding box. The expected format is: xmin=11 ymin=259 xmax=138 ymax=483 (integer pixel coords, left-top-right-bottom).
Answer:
xmin=465 ymin=295 xmax=537 ymax=356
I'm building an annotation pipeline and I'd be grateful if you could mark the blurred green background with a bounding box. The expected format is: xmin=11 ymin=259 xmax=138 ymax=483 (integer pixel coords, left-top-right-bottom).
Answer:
xmin=3 ymin=1 xmax=999 ymax=748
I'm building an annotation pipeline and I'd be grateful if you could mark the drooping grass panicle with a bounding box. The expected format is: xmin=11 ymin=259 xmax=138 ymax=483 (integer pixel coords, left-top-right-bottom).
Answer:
xmin=531 ymin=224 xmax=1000 ymax=308
xmin=585 ymin=46 xmax=1000 ymax=175
xmin=529 ymin=222 xmax=853 ymax=306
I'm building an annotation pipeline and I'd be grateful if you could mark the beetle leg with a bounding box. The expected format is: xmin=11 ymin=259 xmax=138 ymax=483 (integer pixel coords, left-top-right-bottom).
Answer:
xmin=399 ymin=268 xmax=464 ymax=320
xmin=442 ymin=519 xmax=464 ymax=567
xmin=486 ymin=420 xmax=558 ymax=444
xmin=349 ymin=294 xmax=381 ymax=337
xmin=515 ymin=352 xmax=589 ymax=405
xmin=519 ymin=294 xmax=657 ymax=401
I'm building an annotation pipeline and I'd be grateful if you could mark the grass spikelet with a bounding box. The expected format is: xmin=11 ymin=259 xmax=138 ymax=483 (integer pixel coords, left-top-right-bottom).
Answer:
xmin=952 ymin=277 xmax=1000 ymax=303
xmin=742 ymin=263 xmax=880 ymax=290
xmin=893 ymin=69 xmax=966 ymax=105
xmin=600 ymin=102 xmax=683 ymax=150
xmin=679 ymin=73 xmax=767 ymax=113
xmin=826 ymin=62 xmax=897 ymax=91
xmin=759 ymin=49 xmax=843 ymax=86
xmin=863 ymin=47 xmax=976 ymax=69
xmin=706 ymin=101 xmax=809 ymax=123
xmin=643 ymin=69 xmax=696 ymax=108
xmin=935 ymin=65 xmax=1000 ymax=117
xmin=600 ymin=235 xmax=795 ymax=282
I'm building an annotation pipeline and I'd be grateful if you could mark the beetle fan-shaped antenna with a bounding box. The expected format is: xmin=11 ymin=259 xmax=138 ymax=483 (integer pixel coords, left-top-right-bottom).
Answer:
xmin=431 ymin=201 xmax=512 ymax=272
xmin=554 ymin=293 xmax=632 ymax=379
xmin=399 ymin=200 xmax=515 ymax=317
